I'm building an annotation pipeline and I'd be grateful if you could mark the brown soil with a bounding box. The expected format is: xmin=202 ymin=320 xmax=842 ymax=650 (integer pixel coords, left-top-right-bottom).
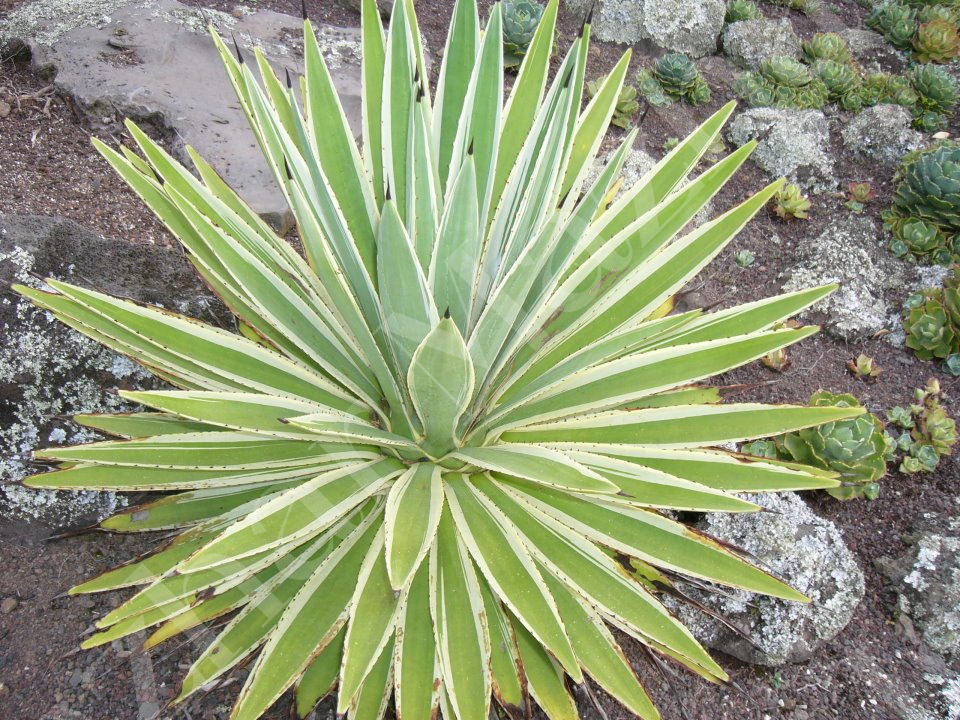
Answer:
xmin=1 ymin=1 xmax=958 ymax=720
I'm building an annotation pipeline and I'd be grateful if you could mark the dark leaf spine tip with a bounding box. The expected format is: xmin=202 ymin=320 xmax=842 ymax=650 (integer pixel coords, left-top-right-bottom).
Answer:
xmin=413 ymin=66 xmax=420 ymax=84
xmin=416 ymin=84 xmax=424 ymax=102
xmin=443 ymin=307 xmax=451 ymax=319
xmin=301 ymin=0 xmax=308 ymax=20
xmin=284 ymin=67 xmax=293 ymax=89
xmin=562 ymin=65 xmax=573 ymax=88
xmin=231 ymin=33 xmax=244 ymax=64
xmin=467 ymin=139 xmax=474 ymax=155
xmin=283 ymin=157 xmax=293 ymax=180
xmin=584 ymin=2 xmax=595 ymax=30
xmin=385 ymin=182 xmax=392 ymax=201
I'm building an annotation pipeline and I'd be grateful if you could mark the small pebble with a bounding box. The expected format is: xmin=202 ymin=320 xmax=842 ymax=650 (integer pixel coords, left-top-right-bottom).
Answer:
xmin=0 ymin=597 xmax=18 ymax=614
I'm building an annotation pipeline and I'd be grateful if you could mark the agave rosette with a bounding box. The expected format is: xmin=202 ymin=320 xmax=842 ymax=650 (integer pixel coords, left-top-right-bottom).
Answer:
xmin=16 ymin=1 xmax=862 ymax=718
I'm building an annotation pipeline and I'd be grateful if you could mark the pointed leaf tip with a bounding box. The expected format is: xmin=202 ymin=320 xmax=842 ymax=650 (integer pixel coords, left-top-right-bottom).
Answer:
xmin=231 ymin=33 xmax=243 ymax=63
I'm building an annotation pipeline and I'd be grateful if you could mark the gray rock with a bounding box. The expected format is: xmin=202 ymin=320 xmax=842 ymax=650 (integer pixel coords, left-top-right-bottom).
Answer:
xmin=779 ymin=215 xmax=901 ymax=341
xmin=841 ymin=105 xmax=925 ymax=167
xmin=0 ymin=214 xmax=223 ymax=527
xmin=727 ymin=107 xmax=835 ymax=191
xmin=564 ymin=0 xmax=725 ymax=58
xmin=4 ymin=0 xmax=364 ymax=233
xmin=669 ymin=492 xmax=864 ymax=666
xmin=840 ymin=29 xmax=907 ymax=74
xmin=722 ymin=18 xmax=801 ymax=69
xmin=876 ymin=516 xmax=960 ymax=660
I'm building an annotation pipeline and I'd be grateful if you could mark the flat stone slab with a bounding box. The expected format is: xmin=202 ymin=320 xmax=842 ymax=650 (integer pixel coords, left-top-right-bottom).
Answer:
xmin=8 ymin=0 xmax=363 ymax=232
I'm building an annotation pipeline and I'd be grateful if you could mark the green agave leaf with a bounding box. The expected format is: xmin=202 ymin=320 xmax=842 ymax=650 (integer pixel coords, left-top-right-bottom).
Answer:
xmin=394 ymin=562 xmax=441 ymax=720
xmin=453 ymin=444 xmax=618 ymax=494
xmin=385 ymin=463 xmax=444 ymax=589
xmin=444 ymin=478 xmax=581 ymax=681
xmin=177 ymin=459 xmax=402 ymax=572
xmin=338 ymin=529 xmax=403 ymax=713
xmin=294 ymin=626 xmax=346 ymax=718
xmin=512 ymin=615 xmax=578 ymax=720
xmin=185 ymin=509 xmax=380 ymax=710
xmin=408 ymin=317 xmax=475 ymax=457
xmin=477 ymin=577 xmax=527 ymax=715
xmin=430 ymin=508 xmax=492 ymax=720
xmin=473 ymin=476 xmax=725 ymax=679
xmin=348 ymin=637 xmax=395 ymax=720
xmin=434 ymin=0 xmax=479 ymax=191
xmin=507 ymin=480 xmax=806 ymax=600
xmin=501 ymin=403 xmax=865 ymax=447
xmin=73 ymin=412 xmax=217 ymax=438
xmin=541 ymin=571 xmax=660 ymax=720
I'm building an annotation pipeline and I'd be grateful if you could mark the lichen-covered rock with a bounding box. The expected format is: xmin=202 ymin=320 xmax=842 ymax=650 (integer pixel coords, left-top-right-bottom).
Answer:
xmin=727 ymin=108 xmax=835 ymax=191
xmin=876 ymin=515 xmax=960 ymax=660
xmin=669 ymin=492 xmax=864 ymax=666
xmin=779 ymin=215 xmax=902 ymax=341
xmin=842 ymin=105 xmax=925 ymax=167
xmin=722 ymin=18 xmax=801 ymax=69
xmin=840 ymin=29 xmax=907 ymax=74
xmin=0 ymin=215 xmax=223 ymax=527
xmin=564 ymin=0 xmax=725 ymax=57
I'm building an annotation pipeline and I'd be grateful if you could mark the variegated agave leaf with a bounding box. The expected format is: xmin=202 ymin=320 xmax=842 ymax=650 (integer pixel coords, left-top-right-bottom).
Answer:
xmin=16 ymin=0 xmax=861 ymax=718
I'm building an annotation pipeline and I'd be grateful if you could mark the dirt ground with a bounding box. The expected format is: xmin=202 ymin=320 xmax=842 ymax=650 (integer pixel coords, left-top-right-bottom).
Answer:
xmin=1 ymin=0 xmax=959 ymax=719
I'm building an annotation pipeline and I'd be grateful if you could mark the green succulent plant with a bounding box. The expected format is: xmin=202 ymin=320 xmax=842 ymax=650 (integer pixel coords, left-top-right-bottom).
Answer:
xmin=636 ymin=68 xmax=671 ymax=106
xmin=11 ymin=1 xmax=863 ymax=719
xmin=904 ymin=289 xmax=958 ymax=359
xmin=861 ymin=72 xmax=919 ymax=108
xmin=909 ymin=63 xmax=959 ymax=129
xmin=502 ymin=0 xmax=545 ymax=68
xmin=802 ymin=32 xmax=853 ymax=63
xmin=726 ymin=0 xmax=764 ymax=22
xmin=768 ymin=0 xmax=822 ymax=15
xmin=760 ymin=56 xmax=812 ymax=87
xmin=773 ymin=183 xmax=811 ymax=220
xmin=866 ymin=1 xmax=919 ymax=50
xmin=890 ymin=217 xmax=950 ymax=261
xmin=917 ymin=4 xmax=960 ymax=26
xmin=888 ymin=379 xmax=957 ymax=473
xmin=588 ymin=76 xmax=639 ymax=128
xmin=735 ymin=248 xmax=757 ymax=267
xmin=773 ymin=391 xmax=887 ymax=500
xmin=736 ymin=57 xmax=828 ymax=109
xmin=892 ymin=141 xmax=960 ymax=232
xmin=914 ymin=18 xmax=960 ymax=61
xmin=810 ymin=59 xmax=862 ymax=107
xmin=637 ymin=54 xmax=711 ymax=107
xmin=848 ymin=353 xmax=882 ymax=380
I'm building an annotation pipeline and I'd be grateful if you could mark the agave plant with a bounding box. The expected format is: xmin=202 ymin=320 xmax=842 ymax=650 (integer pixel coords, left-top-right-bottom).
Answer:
xmin=15 ymin=1 xmax=863 ymax=718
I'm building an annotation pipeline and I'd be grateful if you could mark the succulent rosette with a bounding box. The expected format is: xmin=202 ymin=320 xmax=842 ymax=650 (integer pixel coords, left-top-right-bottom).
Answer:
xmin=776 ymin=392 xmax=887 ymax=501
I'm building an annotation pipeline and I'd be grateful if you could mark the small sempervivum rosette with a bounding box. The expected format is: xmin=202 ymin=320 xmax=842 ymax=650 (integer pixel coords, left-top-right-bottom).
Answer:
xmin=15 ymin=1 xmax=861 ymax=719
